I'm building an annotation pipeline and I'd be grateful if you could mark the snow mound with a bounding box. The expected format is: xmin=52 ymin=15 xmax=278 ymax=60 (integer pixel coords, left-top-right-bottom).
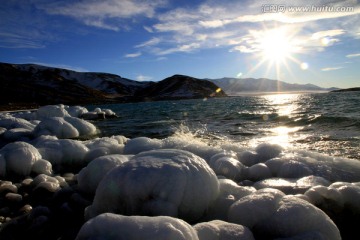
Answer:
xmin=76 ymin=213 xmax=199 ymax=240
xmin=85 ymin=149 xmax=219 ymax=222
xmin=194 ymin=220 xmax=254 ymax=240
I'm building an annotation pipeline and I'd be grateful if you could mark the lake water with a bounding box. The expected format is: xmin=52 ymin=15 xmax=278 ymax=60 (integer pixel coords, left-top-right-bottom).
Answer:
xmin=88 ymin=92 xmax=360 ymax=160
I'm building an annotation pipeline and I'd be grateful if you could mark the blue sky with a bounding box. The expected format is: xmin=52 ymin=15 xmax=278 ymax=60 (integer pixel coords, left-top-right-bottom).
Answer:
xmin=1 ymin=0 xmax=360 ymax=88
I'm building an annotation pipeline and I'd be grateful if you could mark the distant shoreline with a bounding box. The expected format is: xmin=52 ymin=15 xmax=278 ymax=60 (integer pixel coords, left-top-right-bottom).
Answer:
xmin=225 ymin=90 xmax=330 ymax=96
xmin=331 ymin=87 xmax=360 ymax=93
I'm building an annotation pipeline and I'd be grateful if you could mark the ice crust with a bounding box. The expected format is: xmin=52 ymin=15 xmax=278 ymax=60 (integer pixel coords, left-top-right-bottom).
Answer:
xmin=1 ymin=104 xmax=360 ymax=239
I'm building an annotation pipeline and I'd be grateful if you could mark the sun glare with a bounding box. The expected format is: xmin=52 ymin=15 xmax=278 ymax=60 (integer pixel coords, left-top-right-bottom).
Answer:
xmin=260 ymin=29 xmax=293 ymax=63
xmin=244 ymin=26 xmax=305 ymax=83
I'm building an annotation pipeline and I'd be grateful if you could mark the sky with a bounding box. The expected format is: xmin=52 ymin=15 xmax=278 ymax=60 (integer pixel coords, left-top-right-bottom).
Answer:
xmin=1 ymin=0 xmax=360 ymax=88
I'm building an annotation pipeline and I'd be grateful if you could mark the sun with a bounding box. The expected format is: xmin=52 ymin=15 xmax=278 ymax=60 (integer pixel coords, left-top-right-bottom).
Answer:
xmin=259 ymin=28 xmax=294 ymax=64
xmin=243 ymin=26 xmax=305 ymax=82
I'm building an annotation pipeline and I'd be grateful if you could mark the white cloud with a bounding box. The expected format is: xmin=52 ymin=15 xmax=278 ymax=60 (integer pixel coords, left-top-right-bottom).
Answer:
xmin=136 ymin=74 xmax=153 ymax=81
xmin=124 ymin=52 xmax=142 ymax=58
xmin=155 ymin=43 xmax=201 ymax=55
xmin=311 ymin=29 xmax=345 ymax=39
xmin=143 ymin=26 xmax=154 ymax=33
xmin=321 ymin=67 xmax=344 ymax=71
xmin=135 ymin=37 xmax=161 ymax=48
xmin=346 ymin=53 xmax=360 ymax=58
xmin=41 ymin=0 xmax=166 ymax=30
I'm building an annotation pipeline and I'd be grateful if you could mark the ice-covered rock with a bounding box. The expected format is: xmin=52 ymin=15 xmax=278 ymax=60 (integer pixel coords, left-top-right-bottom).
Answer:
xmin=33 ymin=117 xmax=80 ymax=138
xmin=66 ymin=106 xmax=89 ymax=118
xmin=123 ymin=137 xmax=163 ymax=154
xmin=209 ymin=154 xmax=246 ymax=181
xmin=0 ymin=115 xmax=36 ymax=131
xmin=162 ymin=135 xmax=221 ymax=161
xmin=2 ymin=128 xmax=33 ymax=141
xmin=238 ymin=143 xmax=283 ymax=166
xmin=205 ymin=179 xmax=256 ymax=220
xmin=84 ymin=136 xmax=126 ymax=161
xmin=228 ymin=189 xmax=285 ymax=228
xmin=34 ymin=138 xmax=89 ymax=171
xmin=36 ymin=105 xmax=70 ymax=118
xmin=63 ymin=117 xmax=97 ymax=136
xmin=85 ymin=149 xmax=219 ymax=222
xmin=31 ymin=159 xmax=53 ymax=175
xmin=194 ymin=220 xmax=254 ymax=240
xmin=81 ymin=107 xmax=117 ymax=120
xmin=254 ymin=175 xmax=330 ymax=194
xmin=77 ymin=154 xmax=130 ymax=194
xmin=247 ymin=163 xmax=272 ymax=181
xmin=76 ymin=213 xmax=199 ymax=240
xmin=0 ymin=142 xmax=43 ymax=177
xmin=228 ymin=190 xmax=341 ymax=240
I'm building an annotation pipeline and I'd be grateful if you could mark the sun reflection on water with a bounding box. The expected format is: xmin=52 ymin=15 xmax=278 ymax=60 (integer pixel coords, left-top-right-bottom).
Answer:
xmin=252 ymin=93 xmax=303 ymax=148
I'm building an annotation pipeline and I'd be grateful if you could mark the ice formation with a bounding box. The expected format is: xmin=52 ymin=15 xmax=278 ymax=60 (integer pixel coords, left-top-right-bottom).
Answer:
xmin=85 ymin=149 xmax=219 ymax=222
xmin=1 ymin=104 xmax=360 ymax=239
xmin=76 ymin=213 xmax=199 ymax=240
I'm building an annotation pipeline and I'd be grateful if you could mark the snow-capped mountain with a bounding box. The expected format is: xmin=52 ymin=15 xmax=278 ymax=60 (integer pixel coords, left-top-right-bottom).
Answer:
xmin=208 ymin=77 xmax=338 ymax=95
xmin=0 ymin=63 xmax=226 ymax=109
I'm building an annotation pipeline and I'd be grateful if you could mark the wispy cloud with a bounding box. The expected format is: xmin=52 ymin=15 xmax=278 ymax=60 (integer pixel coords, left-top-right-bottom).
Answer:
xmin=124 ymin=52 xmax=142 ymax=58
xmin=346 ymin=53 xmax=360 ymax=58
xmin=40 ymin=0 xmax=167 ymax=31
xmin=135 ymin=38 xmax=161 ymax=48
xmin=321 ymin=66 xmax=344 ymax=71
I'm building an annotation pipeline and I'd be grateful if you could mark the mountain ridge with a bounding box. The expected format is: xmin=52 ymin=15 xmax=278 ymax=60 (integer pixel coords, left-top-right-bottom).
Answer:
xmin=207 ymin=77 xmax=338 ymax=95
xmin=0 ymin=62 xmax=226 ymax=110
